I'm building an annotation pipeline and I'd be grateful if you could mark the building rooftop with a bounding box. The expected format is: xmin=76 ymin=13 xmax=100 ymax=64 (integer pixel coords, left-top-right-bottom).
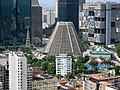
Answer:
xmin=44 ymin=21 xmax=85 ymax=56
xmin=32 ymin=0 xmax=40 ymax=6
xmin=90 ymin=46 xmax=111 ymax=55
xmin=88 ymin=72 xmax=120 ymax=81
xmin=100 ymin=81 xmax=113 ymax=86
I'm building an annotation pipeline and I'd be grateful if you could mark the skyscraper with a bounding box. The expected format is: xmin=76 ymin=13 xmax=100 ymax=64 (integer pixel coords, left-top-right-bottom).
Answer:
xmin=9 ymin=52 xmax=27 ymax=90
xmin=79 ymin=0 xmax=85 ymax=12
xmin=57 ymin=0 xmax=79 ymax=32
xmin=31 ymin=0 xmax=42 ymax=45
xmin=0 ymin=0 xmax=31 ymax=46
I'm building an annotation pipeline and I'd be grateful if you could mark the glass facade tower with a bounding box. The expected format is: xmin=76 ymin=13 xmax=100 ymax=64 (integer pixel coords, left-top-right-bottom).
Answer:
xmin=58 ymin=0 xmax=79 ymax=32
xmin=0 ymin=0 xmax=31 ymax=46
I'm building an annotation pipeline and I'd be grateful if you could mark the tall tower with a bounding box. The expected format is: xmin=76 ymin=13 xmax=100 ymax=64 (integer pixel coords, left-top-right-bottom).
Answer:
xmin=57 ymin=0 xmax=79 ymax=32
xmin=31 ymin=0 xmax=42 ymax=45
xmin=0 ymin=0 xmax=31 ymax=46
xmin=55 ymin=0 xmax=58 ymax=21
xmin=9 ymin=52 xmax=27 ymax=90
xmin=12 ymin=0 xmax=20 ymax=43
xmin=79 ymin=0 xmax=85 ymax=12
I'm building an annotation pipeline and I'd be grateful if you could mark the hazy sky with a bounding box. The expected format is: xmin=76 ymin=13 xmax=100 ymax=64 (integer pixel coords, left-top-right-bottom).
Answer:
xmin=39 ymin=0 xmax=120 ymax=8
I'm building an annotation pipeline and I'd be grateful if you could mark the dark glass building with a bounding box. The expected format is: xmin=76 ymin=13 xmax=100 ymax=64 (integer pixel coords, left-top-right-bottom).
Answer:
xmin=58 ymin=0 xmax=79 ymax=32
xmin=0 ymin=0 xmax=31 ymax=46
xmin=31 ymin=0 xmax=42 ymax=45
xmin=79 ymin=0 xmax=85 ymax=12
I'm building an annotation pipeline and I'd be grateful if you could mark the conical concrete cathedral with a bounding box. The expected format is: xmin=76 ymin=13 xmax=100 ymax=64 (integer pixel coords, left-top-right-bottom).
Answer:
xmin=44 ymin=22 xmax=85 ymax=56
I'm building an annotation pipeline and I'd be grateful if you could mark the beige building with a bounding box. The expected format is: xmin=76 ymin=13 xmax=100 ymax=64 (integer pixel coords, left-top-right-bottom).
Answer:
xmin=32 ymin=76 xmax=58 ymax=90
xmin=82 ymin=72 xmax=120 ymax=90
xmin=99 ymin=82 xmax=119 ymax=90
xmin=82 ymin=2 xmax=120 ymax=46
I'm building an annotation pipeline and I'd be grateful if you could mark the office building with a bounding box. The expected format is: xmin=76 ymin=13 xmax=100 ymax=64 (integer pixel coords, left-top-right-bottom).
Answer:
xmin=31 ymin=0 xmax=42 ymax=45
xmin=55 ymin=0 xmax=58 ymax=21
xmin=44 ymin=22 xmax=85 ymax=56
xmin=42 ymin=9 xmax=55 ymax=29
xmin=82 ymin=72 xmax=120 ymax=90
xmin=9 ymin=52 xmax=27 ymax=90
xmin=56 ymin=54 xmax=72 ymax=76
xmin=0 ymin=0 xmax=31 ymax=46
xmin=79 ymin=0 xmax=85 ymax=12
xmin=82 ymin=2 xmax=120 ymax=46
xmin=57 ymin=0 xmax=79 ymax=32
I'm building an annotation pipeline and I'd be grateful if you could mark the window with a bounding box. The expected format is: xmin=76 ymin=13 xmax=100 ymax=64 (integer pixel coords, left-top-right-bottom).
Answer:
xmin=89 ymin=11 xmax=94 ymax=16
xmin=111 ymin=22 xmax=115 ymax=27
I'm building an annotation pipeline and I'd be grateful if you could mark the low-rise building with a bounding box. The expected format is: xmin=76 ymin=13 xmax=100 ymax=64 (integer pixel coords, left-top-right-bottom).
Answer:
xmin=32 ymin=75 xmax=58 ymax=90
xmin=82 ymin=72 xmax=120 ymax=90
xmin=99 ymin=81 xmax=119 ymax=90
xmin=90 ymin=46 xmax=111 ymax=61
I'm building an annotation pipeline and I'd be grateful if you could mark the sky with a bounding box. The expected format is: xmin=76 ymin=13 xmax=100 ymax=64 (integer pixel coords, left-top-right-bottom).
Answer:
xmin=39 ymin=0 xmax=120 ymax=8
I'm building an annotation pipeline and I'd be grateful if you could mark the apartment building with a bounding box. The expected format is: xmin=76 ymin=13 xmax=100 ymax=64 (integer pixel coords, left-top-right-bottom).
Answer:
xmin=56 ymin=54 xmax=72 ymax=76
xmin=32 ymin=75 xmax=58 ymax=90
xmin=9 ymin=52 xmax=27 ymax=90
xmin=0 ymin=53 xmax=9 ymax=90
xmin=27 ymin=65 xmax=32 ymax=90
xmin=42 ymin=9 xmax=55 ymax=28
xmin=82 ymin=2 xmax=120 ymax=46
xmin=0 ymin=64 xmax=5 ymax=90
xmin=82 ymin=72 xmax=120 ymax=90
xmin=0 ymin=82 xmax=3 ymax=90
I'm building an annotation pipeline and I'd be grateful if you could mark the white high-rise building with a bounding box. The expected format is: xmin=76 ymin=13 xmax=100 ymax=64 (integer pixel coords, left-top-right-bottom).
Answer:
xmin=42 ymin=9 xmax=55 ymax=29
xmin=27 ymin=65 xmax=32 ymax=90
xmin=56 ymin=54 xmax=72 ymax=76
xmin=9 ymin=52 xmax=27 ymax=90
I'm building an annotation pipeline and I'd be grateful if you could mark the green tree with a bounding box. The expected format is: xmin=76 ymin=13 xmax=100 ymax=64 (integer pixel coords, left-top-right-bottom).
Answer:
xmin=27 ymin=55 xmax=33 ymax=64
xmin=116 ymin=44 xmax=120 ymax=57
xmin=78 ymin=64 xmax=87 ymax=73
xmin=43 ymin=23 xmax=56 ymax=38
xmin=8 ymin=46 xmax=18 ymax=51
xmin=84 ymin=56 xmax=90 ymax=63
xmin=67 ymin=51 xmax=74 ymax=56
xmin=90 ymin=60 xmax=98 ymax=71
xmin=65 ymin=73 xmax=73 ymax=80
xmin=45 ymin=55 xmax=55 ymax=63
xmin=21 ymin=47 xmax=32 ymax=54
xmin=0 ymin=47 xmax=5 ymax=52
xmin=55 ymin=74 xmax=62 ymax=79
xmin=77 ymin=56 xmax=84 ymax=63
xmin=41 ymin=61 xmax=49 ymax=71
xmin=47 ymin=64 xmax=56 ymax=74
xmin=113 ymin=66 xmax=120 ymax=75
xmin=103 ymin=60 xmax=111 ymax=65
